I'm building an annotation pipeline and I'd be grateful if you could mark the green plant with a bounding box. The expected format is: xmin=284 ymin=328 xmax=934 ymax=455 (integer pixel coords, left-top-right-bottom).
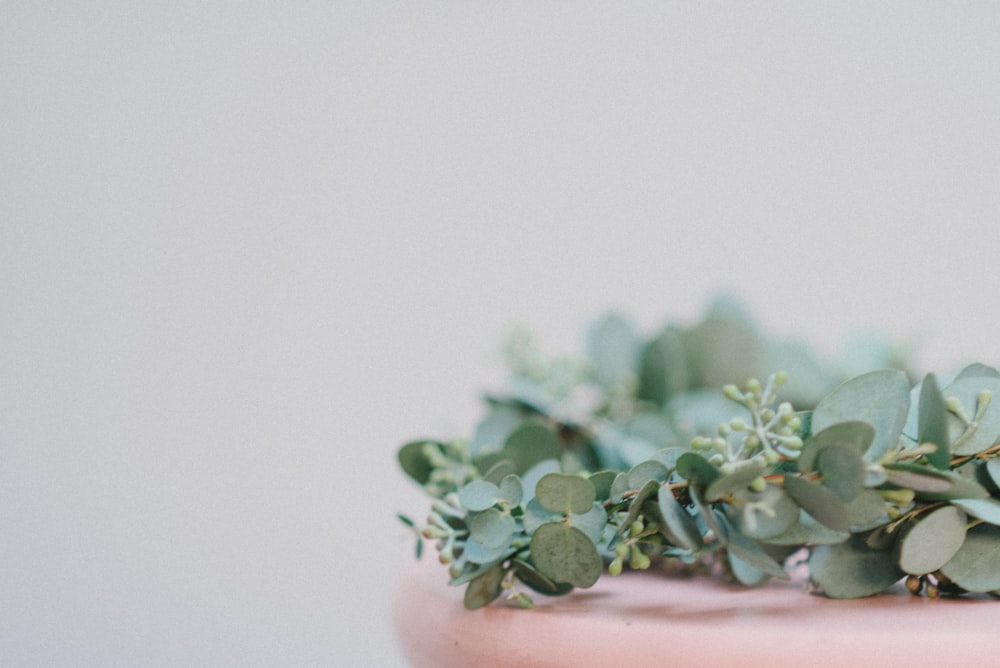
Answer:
xmin=397 ymin=299 xmax=1000 ymax=609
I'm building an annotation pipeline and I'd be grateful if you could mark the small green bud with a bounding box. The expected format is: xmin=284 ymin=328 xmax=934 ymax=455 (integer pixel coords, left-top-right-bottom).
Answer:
xmin=630 ymin=544 xmax=651 ymax=570
xmin=745 ymin=434 xmax=760 ymax=449
xmin=773 ymin=371 xmax=788 ymax=387
xmin=713 ymin=437 xmax=729 ymax=453
xmin=717 ymin=423 xmax=732 ymax=437
xmin=729 ymin=418 xmax=747 ymax=431
xmin=710 ymin=453 xmax=726 ymax=466
xmin=746 ymin=378 xmax=761 ymax=394
xmin=788 ymin=417 xmax=802 ymax=431
xmin=750 ymin=476 xmax=767 ymax=492
xmin=514 ymin=592 xmax=535 ymax=609
xmin=723 ymin=384 xmax=742 ymax=401
xmin=763 ymin=449 xmax=779 ymax=466
xmin=719 ymin=461 xmax=735 ymax=475
xmin=630 ymin=519 xmax=644 ymax=537
xmin=609 ymin=556 xmax=623 ymax=576
xmin=691 ymin=436 xmax=713 ymax=451
xmin=615 ymin=542 xmax=629 ymax=558
xmin=761 ymin=409 xmax=775 ymax=423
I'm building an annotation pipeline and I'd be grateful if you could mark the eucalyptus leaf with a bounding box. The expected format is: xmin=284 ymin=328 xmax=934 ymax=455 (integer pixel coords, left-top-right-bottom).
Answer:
xmin=470 ymin=508 xmax=517 ymax=550
xmin=845 ymin=489 xmax=890 ymax=532
xmin=458 ymin=480 xmax=502 ymax=512
xmin=627 ymin=460 xmax=669 ymax=489
xmin=587 ymin=312 xmax=639 ymax=386
xmin=951 ymin=497 xmax=1000 ymax=526
xmin=588 ymin=470 xmax=617 ymax=500
xmin=520 ymin=459 xmax=561 ymax=500
xmin=522 ymin=498 xmax=559 ymax=535
xmin=498 ymin=474 xmax=523 ymax=506
xmin=943 ymin=376 xmax=1000 ymax=456
xmin=609 ymin=471 xmax=631 ymax=503
xmin=462 ymin=537 xmax=512 ymax=565
xmin=763 ymin=509 xmax=850 ymax=546
xmin=653 ymin=489 xmax=702 ymax=550
xmin=809 ymin=537 xmax=903 ymax=599
xmin=817 ymin=443 xmax=865 ymax=502
xmin=811 ymin=369 xmax=910 ymax=462
xmin=502 ymin=423 xmax=562 ymax=474
xmin=955 ymin=363 xmax=1000 ymax=381
xmin=730 ymin=484 xmax=799 ymax=540
xmin=675 ymin=452 xmax=721 ymax=487
xmin=895 ymin=505 xmax=967 ymax=575
xmin=883 ymin=462 xmax=989 ymax=501
xmin=463 ymin=563 xmax=506 ymax=610
xmin=636 ymin=326 xmax=688 ymax=405
xmin=940 ymin=523 xmax=1000 ymax=592
xmin=483 ymin=460 xmax=517 ymax=486
xmin=783 ymin=474 xmax=850 ymax=532
xmin=512 ymin=559 xmax=574 ymax=597
xmin=797 ymin=421 xmax=875 ymax=473
xmin=988 ymin=459 xmax=1000 ymax=490
xmin=571 ymin=502 xmax=609 ymax=544
xmin=615 ymin=479 xmax=661 ymax=539
xmin=720 ymin=523 xmax=790 ymax=580
xmin=471 ymin=405 xmax=524 ymax=456
xmin=705 ymin=459 xmax=768 ymax=502
xmin=682 ymin=315 xmax=761 ymax=390
xmin=397 ymin=440 xmax=444 ymax=485
xmin=918 ymin=373 xmax=951 ymax=470
xmin=530 ymin=523 xmax=602 ymax=588
xmin=535 ymin=473 xmax=596 ymax=515
xmin=728 ymin=552 xmax=770 ymax=586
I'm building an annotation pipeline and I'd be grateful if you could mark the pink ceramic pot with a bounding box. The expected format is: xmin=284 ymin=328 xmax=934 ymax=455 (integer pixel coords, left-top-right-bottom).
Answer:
xmin=395 ymin=555 xmax=997 ymax=667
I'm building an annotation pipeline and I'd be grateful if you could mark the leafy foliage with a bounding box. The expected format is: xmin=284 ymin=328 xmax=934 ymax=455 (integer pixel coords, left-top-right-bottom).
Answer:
xmin=397 ymin=302 xmax=1000 ymax=608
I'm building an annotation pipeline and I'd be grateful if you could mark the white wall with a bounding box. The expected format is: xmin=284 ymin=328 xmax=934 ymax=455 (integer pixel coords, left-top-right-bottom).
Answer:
xmin=2 ymin=3 xmax=999 ymax=665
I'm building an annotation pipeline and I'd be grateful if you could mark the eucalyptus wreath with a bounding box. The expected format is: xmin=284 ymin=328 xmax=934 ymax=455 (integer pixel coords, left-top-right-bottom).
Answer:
xmin=397 ymin=300 xmax=1000 ymax=609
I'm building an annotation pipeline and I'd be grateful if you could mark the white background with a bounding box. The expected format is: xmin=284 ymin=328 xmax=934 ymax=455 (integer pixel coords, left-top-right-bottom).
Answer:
xmin=2 ymin=3 xmax=999 ymax=666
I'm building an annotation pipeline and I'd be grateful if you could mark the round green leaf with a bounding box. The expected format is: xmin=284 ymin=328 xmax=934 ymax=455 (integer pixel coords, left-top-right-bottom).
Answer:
xmin=951 ymin=497 xmax=1000 ymax=526
xmin=587 ymin=312 xmax=639 ymax=386
xmin=397 ymin=440 xmax=444 ymax=485
xmin=940 ymin=523 xmax=1000 ymax=592
xmin=811 ymin=369 xmax=910 ymax=462
xmin=627 ymin=459 xmax=668 ymax=489
xmin=797 ymin=421 xmax=874 ymax=473
xmin=809 ymin=537 xmax=903 ymax=598
xmin=783 ymin=474 xmax=850 ymax=532
xmin=655 ymin=488 xmax=702 ymax=550
xmin=463 ymin=563 xmax=506 ymax=610
xmin=458 ymin=480 xmax=501 ymax=512
xmin=498 ymin=474 xmax=523 ymax=506
xmin=470 ymin=508 xmax=516 ymax=549
xmin=895 ymin=505 xmax=967 ymax=575
xmin=462 ymin=537 xmax=510 ymax=565
xmin=535 ymin=473 xmax=596 ymax=515
xmin=588 ymin=470 xmax=617 ymax=500
xmin=572 ymin=502 xmax=609 ymax=544
xmin=503 ymin=423 xmax=562 ymax=474
xmin=732 ymin=484 xmax=799 ymax=540
xmin=763 ymin=509 xmax=850 ymax=546
xmin=530 ymin=523 xmax=602 ymax=588
xmin=675 ymin=452 xmax=720 ymax=487
xmin=817 ymin=443 xmax=865 ymax=502
xmin=845 ymin=489 xmax=890 ymax=531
